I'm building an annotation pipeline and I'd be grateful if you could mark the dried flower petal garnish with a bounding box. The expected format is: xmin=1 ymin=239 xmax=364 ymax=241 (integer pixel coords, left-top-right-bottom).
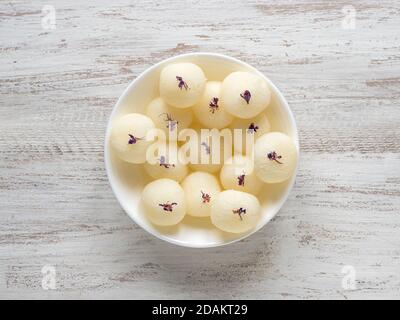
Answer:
xmin=159 ymin=202 xmax=177 ymax=212
xmin=201 ymin=142 xmax=211 ymax=155
xmin=267 ymin=151 xmax=283 ymax=164
xmin=159 ymin=155 xmax=175 ymax=169
xmin=159 ymin=113 xmax=179 ymax=131
xmin=247 ymin=122 xmax=259 ymax=133
xmin=240 ymin=90 xmax=251 ymax=104
xmin=232 ymin=207 xmax=247 ymax=220
xmin=209 ymin=97 xmax=219 ymax=113
xmin=237 ymin=173 xmax=245 ymax=186
xmin=176 ymin=76 xmax=188 ymax=90
xmin=128 ymin=134 xmax=142 ymax=145
xmin=201 ymin=191 xmax=211 ymax=203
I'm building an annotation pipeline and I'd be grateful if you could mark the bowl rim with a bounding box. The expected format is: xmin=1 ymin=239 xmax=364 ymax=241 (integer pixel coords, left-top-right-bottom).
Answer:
xmin=104 ymin=52 xmax=300 ymax=248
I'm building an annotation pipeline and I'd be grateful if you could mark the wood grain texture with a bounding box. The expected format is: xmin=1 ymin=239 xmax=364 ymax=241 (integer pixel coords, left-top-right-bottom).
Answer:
xmin=0 ymin=0 xmax=399 ymax=299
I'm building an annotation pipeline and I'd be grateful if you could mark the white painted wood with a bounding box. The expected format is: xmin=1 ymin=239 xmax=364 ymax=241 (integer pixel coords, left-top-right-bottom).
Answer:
xmin=0 ymin=0 xmax=399 ymax=299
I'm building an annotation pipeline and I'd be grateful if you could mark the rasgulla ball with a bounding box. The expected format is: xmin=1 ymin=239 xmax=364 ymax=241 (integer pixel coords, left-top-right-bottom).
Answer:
xmin=159 ymin=63 xmax=206 ymax=109
xmin=146 ymin=97 xmax=193 ymax=141
xmin=142 ymin=179 xmax=186 ymax=226
xmin=211 ymin=190 xmax=261 ymax=233
xmin=230 ymin=113 xmax=271 ymax=154
xmin=110 ymin=113 xmax=155 ymax=164
xmin=181 ymin=129 xmax=231 ymax=174
xmin=193 ymin=81 xmax=233 ymax=129
xmin=254 ymin=132 xmax=298 ymax=183
xmin=220 ymin=71 xmax=271 ymax=119
xmin=144 ymin=141 xmax=188 ymax=182
xmin=181 ymin=172 xmax=221 ymax=217
xmin=220 ymin=154 xmax=263 ymax=195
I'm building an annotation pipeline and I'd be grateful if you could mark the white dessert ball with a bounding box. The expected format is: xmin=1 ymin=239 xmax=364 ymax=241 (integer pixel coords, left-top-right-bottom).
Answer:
xmin=181 ymin=129 xmax=231 ymax=174
xmin=110 ymin=113 xmax=155 ymax=164
xmin=159 ymin=63 xmax=206 ymax=109
xmin=142 ymin=179 xmax=186 ymax=226
xmin=146 ymin=97 xmax=193 ymax=141
xmin=220 ymin=154 xmax=263 ymax=195
xmin=193 ymin=81 xmax=234 ymax=129
xmin=254 ymin=132 xmax=298 ymax=183
xmin=220 ymin=71 xmax=271 ymax=119
xmin=230 ymin=113 xmax=271 ymax=154
xmin=189 ymin=142 xmax=222 ymax=173
xmin=181 ymin=172 xmax=221 ymax=217
xmin=211 ymin=190 xmax=261 ymax=233
xmin=144 ymin=141 xmax=188 ymax=182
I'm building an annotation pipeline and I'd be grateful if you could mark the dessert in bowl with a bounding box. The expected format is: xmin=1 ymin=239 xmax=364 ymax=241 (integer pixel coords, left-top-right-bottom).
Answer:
xmin=105 ymin=53 xmax=299 ymax=248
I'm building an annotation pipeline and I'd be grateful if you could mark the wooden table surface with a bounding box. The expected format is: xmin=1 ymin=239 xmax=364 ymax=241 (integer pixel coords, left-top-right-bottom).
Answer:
xmin=1 ymin=0 xmax=399 ymax=299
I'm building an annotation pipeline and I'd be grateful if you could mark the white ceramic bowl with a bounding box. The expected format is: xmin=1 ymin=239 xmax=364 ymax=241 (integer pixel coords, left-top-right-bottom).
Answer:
xmin=105 ymin=53 xmax=299 ymax=248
